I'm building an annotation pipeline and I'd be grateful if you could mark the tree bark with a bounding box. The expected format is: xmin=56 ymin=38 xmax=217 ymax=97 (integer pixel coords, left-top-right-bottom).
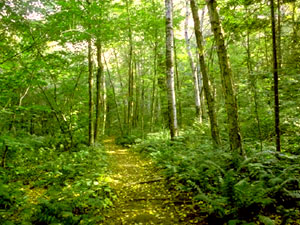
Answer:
xmin=277 ymin=0 xmax=282 ymax=70
xmin=174 ymin=37 xmax=183 ymax=127
xmin=126 ymin=0 xmax=134 ymax=134
xmin=165 ymin=0 xmax=178 ymax=139
xmin=113 ymin=49 xmax=127 ymax=125
xmin=150 ymin=40 xmax=158 ymax=131
xmin=104 ymin=57 xmax=123 ymax=135
xmin=206 ymin=0 xmax=243 ymax=155
xmin=190 ymin=0 xmax=221 ymax=146
xmin=270 ymin=0 xmax=281 ymax=152
xmin=88 ymin=38 xmax=94 ymax=146
xmin=101 ymin=59 xmax=107 ymax=136
xmin=185 ymin=0 xmax=201 ymax=121
xmin=94 ymin=41 xmax=103 ymax=142
xmin=245 ymin=9 xmax=263 ymax=151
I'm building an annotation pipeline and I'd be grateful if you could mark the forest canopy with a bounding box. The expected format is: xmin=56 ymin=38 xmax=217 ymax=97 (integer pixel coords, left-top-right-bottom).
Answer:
xmin=0 ymin=0 xmax=299 ymax=224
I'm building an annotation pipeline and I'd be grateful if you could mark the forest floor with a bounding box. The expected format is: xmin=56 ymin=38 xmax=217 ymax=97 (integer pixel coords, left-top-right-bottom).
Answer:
xmin=102 ymin=138 xmax=203 ymax=225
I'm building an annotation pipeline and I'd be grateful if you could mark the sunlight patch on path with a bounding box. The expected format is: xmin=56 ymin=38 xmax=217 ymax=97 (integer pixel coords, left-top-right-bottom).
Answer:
xmin=101 ymin=138 xmax=201 ymax=225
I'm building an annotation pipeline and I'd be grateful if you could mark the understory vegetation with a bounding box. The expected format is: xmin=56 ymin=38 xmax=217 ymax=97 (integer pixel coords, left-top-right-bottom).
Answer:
xmin=131 ymin=126 xmax=300 ymax=224
xmin=0 ymin=134 xmax=115 ymax=225
xmin=1 ymin=0 xmax=300 ymax=224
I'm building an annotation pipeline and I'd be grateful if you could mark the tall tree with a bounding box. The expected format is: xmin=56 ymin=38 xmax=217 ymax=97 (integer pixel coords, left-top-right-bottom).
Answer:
xmin=190 ymin=0 xmax=220 ymax=146
xmin=126 ymin=0 xmax=134 ymax=133
xmin=185 ymin=0 xmax=202 ymax=121
xmin=94 ymin=41 xmax=103 ymax=142
xmin=270 ymin=0 xmax=281 ymax=151
xmin=205 ymin=0 xmax=243 ymax=155
xmin=87 ymin=38 xmax=94 ymax=146
xmin=165 ymin=0 xmax=178 ymax=139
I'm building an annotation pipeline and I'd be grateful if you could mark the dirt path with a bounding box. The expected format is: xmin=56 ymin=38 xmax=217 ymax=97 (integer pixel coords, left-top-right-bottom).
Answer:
xmin=102 ymin=138 xmax=200 ymax=225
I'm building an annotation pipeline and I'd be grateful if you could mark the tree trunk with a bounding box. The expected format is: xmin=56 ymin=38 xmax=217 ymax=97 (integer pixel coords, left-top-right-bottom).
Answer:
xmin=191 ymin=0 xmax=221 ymax=146
xmin=174 ymin=38 xmax=183 ymax=127
xmin=245 ymin=10 xmax=263 ymax=151
xmin=88 ymin=38 xmax=94 ymax=146
xmin=101 ymin=61 xmax=107 ymax=136
xmin=104 ymin=57 xmax=123 ymax=136
xmin=185 ymin=0 xmax=201 ymax=121
xmin=165 ymin=0 xmax=178 ymax=139
xmin=150 ymin=40 xmax=158 ymax=131
xmin=113 ymin=49 xmax=127 ymax=126
xmin=270 ymin=0 xmax=281 ymax=152
xmin=94 ymin=41 xmax=103 ymax=142
xmin=277 ymin=0 xmax=282 ymax=70
xmin=206 ymin=0 xmax=243 ymax=155
xmin=133 ymin=59 xmax=140 ymax=128
xmin=141 ymin=74 xmax=145 ymax=137
xmin=126 ymin=0 xmax=134 ymax=134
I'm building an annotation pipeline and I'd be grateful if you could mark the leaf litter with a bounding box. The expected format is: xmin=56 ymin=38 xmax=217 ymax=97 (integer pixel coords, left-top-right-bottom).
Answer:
xmin=102 ymin=138 xmax=204 ymax=225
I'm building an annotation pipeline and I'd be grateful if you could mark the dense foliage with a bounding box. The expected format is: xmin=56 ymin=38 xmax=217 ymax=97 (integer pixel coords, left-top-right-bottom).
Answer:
xmin=1 ymin=0 xmax=300 ymax=223
xmin=0 ymin=134 xmax=114 ymax=224
xmin=133 ymin=128 xmax=300 ymax=224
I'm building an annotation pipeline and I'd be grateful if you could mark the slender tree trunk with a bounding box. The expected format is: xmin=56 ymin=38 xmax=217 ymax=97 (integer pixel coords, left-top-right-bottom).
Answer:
xmin=277 ymin=0 xmax=282 ymax=70
xmin=94 ymin=42 xmax=102 ymax=142
xmin=245 ymin=14 xmax=263 ymax=151
xmin=173 ymin=38 xmax=183 ymax=127
xmin=191 ymin=0 xmax=220 ymax=146
xmin=126 ymin=0 xmax=134 ymax=134
xmin=270 ymin=0 xmax=281 ymax=152
xmin=133 ymin=59 xmax=140 ymax=128
xmin=185 ymin=0 xmax=201 ymax=121
xmin=113 ymin=49 xmax=127 ymax=125
xmin=88 ymin=38 xmax=94 ymax=146
xmin=141 ymin=75 xmax=145 ymax=137
xmin=150 ymin=40 xmax=158 ymax=131
xmin=165 ymin=0 xmax=178 ymax=139
xmin=104 ymin=57 xmax=123 ymax=136
xmin=101 ymin=62 xmax=107 ymax=136
xmin=206 ymin=0 xmax=243 ymax=155
xmin=196 ymin=58 xmax=205 ymax=121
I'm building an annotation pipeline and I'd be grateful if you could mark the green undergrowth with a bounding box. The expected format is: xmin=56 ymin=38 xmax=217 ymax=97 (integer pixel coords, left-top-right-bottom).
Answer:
xmin=132 ymin=125 xmax=300 ymax=224
xmin=0 ymin=134 xmax=115 ymax=224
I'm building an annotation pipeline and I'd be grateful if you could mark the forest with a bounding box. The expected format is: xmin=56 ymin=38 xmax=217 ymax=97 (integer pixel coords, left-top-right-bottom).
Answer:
xmin=0 ymin=0 xmax=300 ymax=224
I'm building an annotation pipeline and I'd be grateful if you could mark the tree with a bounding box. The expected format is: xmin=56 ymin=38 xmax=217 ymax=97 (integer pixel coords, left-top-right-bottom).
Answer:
xmin=165 ymin=0 xmax=178 ymax=139
xmin=190 ymin=0 xmax=221 ymax=146
xmin=205 ymin=0 xmax=243 ymax=155
xmin=270 ymin=0 xmax=280 ymax=151
xmin=94 ymin=41 xmax=103 ymax=142
xmin=184 ymin=0 xmax=202 ymax=121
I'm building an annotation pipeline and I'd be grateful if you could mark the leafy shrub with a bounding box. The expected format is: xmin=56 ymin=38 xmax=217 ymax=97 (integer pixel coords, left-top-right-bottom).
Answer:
xmin=134 ymin=128 xmax=300 ymax=223
xmin=0 ymin=134 xmax=115 ymax=224
xmin=116 ymin=134 xmax=137 ymax=147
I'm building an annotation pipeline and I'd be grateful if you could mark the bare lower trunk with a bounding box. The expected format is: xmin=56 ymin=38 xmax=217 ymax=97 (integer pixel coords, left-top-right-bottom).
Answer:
xmin=245 ymin=21 xmax=263 ymax=151
xmin=191 ymin=0 xmax=220 ymax=146
xmin=185 ymin=0 xmax=201 ymax=121
xmin=206 ymin=0 xmax=243 ymax=155
xmin=126 ymin=0 xmax=134 ymax=134
xmin=95 ymin=42 xmax=103 ymax=142
xmin=104 ymin=57 xmax=123 ymax=135
xmin=101 ymin=65 xmax=107 ymax=136
xmin=270 ymin=0 xmax=281 ymax=152
xmin=174 ymin=38 xmax=182 ymax=127
xmin=88 ymin=38 xmax=94 ymax=146
xmin=165 ymin=0 xmax=178 ymax=139
xmin=150 ymin=41 xmax=157 ymax=131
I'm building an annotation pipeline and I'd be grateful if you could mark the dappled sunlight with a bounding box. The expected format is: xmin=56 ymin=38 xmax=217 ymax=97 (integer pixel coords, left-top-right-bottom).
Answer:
xmin=107 ymin=149 xmax=128 ymax=155
xmin=102 ymin=139 xmax=200 ymax=224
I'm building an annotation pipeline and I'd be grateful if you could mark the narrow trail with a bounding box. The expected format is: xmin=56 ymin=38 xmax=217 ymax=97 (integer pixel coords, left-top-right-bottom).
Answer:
xmin=102 ymin=138 xmax=201 ymax=225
